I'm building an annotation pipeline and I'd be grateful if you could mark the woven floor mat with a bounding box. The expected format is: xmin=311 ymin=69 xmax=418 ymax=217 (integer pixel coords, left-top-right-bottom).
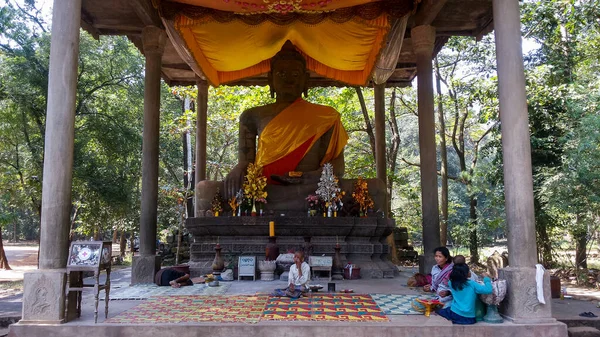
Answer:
xmin=102 ymin=282 xmax=231 ymax=300
xmin=106 ymin=295 xmax=268 ymax=324
xmin=369 ymin=293 xmax=437 ymax=315
xmin=262 ymin=294 xmax=388 ymax=322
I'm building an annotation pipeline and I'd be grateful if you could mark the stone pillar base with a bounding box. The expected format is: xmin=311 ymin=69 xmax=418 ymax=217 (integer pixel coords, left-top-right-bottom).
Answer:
xmin=132 ymin=255 xmax=161 ymax=284
xmin=498 ymin=267 xmax=556 ymax=323
xmin=418 ymin=254 xmax=436 ymax=275
xmin=22 ymin=269 xmax=66 ymax=324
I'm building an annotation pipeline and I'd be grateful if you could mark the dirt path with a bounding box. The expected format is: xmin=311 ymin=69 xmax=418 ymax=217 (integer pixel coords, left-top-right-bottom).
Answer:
xmin=0 ymin=244 xmax=39 ymax=292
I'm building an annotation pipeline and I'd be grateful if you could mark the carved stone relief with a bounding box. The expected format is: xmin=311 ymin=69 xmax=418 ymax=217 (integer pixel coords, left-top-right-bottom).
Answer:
xmin=24 ymin=274 xmax=59 ymax=321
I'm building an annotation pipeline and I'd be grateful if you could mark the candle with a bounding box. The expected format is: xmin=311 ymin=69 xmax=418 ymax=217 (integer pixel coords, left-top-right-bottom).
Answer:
xmin=269 ymin=221 xmax=275 ymax=237
xmin=336 ymin=235 xmax=339 ymax=244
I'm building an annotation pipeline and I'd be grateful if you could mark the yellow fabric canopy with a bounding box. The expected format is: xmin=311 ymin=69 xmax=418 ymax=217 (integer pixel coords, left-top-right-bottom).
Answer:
xmin=164 ymin=0 xmax=379 ymax=14
xmin=174 ymin=14 xmax=389 ymax=86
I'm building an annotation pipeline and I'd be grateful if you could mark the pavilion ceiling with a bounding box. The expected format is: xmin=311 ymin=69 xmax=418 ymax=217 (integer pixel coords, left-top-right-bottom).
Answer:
xmin=80 ymin=0 xmax=493 ymax=87
xmin=155 ymin=0 xmax=385 ymax=14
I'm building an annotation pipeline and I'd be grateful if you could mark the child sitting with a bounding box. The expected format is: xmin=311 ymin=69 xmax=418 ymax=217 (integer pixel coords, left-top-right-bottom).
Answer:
xmin=436 ymin=263 xmax=492 ymax=324
xmin=453 ymin=255 xmax=480 ymax=282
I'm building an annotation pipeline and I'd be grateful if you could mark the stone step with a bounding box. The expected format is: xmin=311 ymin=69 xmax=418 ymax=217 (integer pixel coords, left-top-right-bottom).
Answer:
xmin=10 ymin=320 xmax=569 ymax=337
xmin=569 ymin=326 xmax=600 ymax=337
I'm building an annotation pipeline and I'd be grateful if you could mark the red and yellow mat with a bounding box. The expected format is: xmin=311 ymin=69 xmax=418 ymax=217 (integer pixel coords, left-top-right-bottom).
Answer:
xmin=106 ymin=294 xmax=389 ymax=324
xmin=262 ymin=294 xmax=388 ymax=322
xmin=106 ymin=295 xmax=268 ymax=324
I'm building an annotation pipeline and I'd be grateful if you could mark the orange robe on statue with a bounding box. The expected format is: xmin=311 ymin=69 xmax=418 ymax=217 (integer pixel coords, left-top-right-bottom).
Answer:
xmin=255 ymin=99 xmax=348 ymax=184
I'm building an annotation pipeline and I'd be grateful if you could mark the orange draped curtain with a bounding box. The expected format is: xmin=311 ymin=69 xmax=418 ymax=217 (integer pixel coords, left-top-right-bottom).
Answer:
xmin=174 ymin=14 xmax=390 ymax=86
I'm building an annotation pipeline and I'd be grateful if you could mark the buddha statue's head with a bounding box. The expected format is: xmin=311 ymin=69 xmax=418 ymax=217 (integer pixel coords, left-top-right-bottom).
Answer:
xmin=268 ymin=40 xmax=309 ymax=102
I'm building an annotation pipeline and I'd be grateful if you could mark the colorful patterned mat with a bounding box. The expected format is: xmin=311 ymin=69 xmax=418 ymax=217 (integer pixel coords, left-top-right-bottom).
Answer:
xmin=369 ymin=293 xmax=437 ymax=315
xmin=106 ymin=295 xmax=268 ymax=324
xmin=262 ymin=294 xmax=388 ymax=322
xmin=103 ymin=283 xmax=231 ymax=300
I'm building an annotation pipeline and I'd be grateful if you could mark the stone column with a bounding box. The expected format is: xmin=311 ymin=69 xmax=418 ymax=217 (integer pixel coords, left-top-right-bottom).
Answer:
xmin=21 ymin=0 xmax=81 ymax=323
xmin=374 ymin=83 xmax=387 ymax=215
xmin=411 ymin=25 xmax=440 ymax=274
xmin=493 ymin=0 xmax=554 ymax=323
xmin=194 ymin=79 xmax=208 ymax=216
xmin=132 ymin=26 xmax=166 ymax=284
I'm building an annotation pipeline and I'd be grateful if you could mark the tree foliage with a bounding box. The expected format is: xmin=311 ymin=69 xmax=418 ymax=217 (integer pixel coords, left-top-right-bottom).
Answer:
xmin=0 ymin=0 xmax=598 ymax=270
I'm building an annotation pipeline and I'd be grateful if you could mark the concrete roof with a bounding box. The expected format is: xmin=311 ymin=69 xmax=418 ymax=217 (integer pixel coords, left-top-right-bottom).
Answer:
xmin=80 ymin=0 xmax=493 ymax=87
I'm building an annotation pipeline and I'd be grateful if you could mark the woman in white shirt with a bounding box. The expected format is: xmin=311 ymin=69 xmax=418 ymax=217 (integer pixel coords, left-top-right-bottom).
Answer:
xmin=272 ymin=251 xmax=311 ymax=298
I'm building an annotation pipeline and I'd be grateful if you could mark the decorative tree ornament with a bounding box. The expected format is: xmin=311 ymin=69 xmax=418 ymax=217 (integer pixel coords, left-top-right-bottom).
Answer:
xmin=315 ymin=163 xmax=341 ymax=217
xmin=211 ymin=188 xmax=224 ymax=216
xmin=243 ymin=163 xmax=268 ymax=216
xmin=235 ymin=189 xmax=244 ymax=216
xmin=352 ymin=177 xmax=374 ymax=216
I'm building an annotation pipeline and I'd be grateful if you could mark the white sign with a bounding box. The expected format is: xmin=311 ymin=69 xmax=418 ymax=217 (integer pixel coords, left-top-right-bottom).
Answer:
xmin=238 ymin=256 xmax=256 ymax=280
xmin=309 ymin=256 xmax=332 ymax=267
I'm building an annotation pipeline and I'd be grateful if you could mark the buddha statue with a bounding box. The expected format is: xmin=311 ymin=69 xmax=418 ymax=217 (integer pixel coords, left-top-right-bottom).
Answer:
xmin=196 ymin=41 xmax=386 ymax=213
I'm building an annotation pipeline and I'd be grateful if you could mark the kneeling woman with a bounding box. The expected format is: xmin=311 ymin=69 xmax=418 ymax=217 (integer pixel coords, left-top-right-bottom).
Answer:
xmin=272 ymin=251 xmax=311 ymax=299
xmin=424 ymin=247 xmax=454 ymax=303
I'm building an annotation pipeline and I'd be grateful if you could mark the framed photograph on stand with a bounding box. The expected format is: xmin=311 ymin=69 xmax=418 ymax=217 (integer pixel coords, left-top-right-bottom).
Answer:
xmin=65 ymin=241 xmax=112 ymax=323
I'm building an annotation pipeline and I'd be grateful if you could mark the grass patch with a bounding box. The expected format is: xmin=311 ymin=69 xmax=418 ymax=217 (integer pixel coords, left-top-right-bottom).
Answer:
xmin=0 ymin=280 xmax=23 ymax=291
xmin=110 ymin=253 xmax=133 ymax=270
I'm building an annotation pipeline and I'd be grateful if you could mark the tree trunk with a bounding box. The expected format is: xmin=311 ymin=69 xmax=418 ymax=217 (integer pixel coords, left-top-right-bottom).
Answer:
xmin=176 ymin=209 xmax=184 ymax=265
xmin=387 ymin=88 xmax=402 ymax=212
xmin=112 ymin=229 xmax=118 ymax=243
xmin=355 ymin=87 xmax=376 ymax=157
xmin=119 ymin=230 xmax=126 ymax=257
xmin=575 ymin=231 xmax=587 ymax=269
xmin=183 ymin=97 xmax=194 ymax=217
xmin=537 ymin=223 xmax=553 ymax=267
xmin=13 ymin=222 xmax=18 ymax=242
xmin=575 ymin=214 xmax=587 ymax=269
xmin=130 ymin=230 xmax=135 ymax=255
xmin=469 ymin=195 xmax=479 ymax=264
xmin=435 ymin=57 xmax=449 ymax=246
xmin=0 ymin=230 xmax=12 ymax=270
xmin=534 ymin=198 xmax=553 ymax=267
xmin=386 ymin=88 xmax=401 ymax=264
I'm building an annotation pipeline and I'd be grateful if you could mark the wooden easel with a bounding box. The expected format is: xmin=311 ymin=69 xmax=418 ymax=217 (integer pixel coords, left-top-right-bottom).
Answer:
xmin=65 ymin=241 xmax=112 ymax=323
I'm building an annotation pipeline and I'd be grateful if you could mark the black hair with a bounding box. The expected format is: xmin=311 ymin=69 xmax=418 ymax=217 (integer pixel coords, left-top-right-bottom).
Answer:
xmin=450 ymin=263 xmax=470 ymax=291
xmin=433 ymin=246 xmax=452 ymax=264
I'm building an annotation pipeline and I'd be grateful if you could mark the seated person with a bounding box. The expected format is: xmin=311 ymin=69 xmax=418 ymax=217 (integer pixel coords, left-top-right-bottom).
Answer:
xmin=445 ymin=254 xmax=485 ymax=319
xmin=196 ymin=41 xmax=386 ymax=214
xmin=453 ymin=254 xmax=479 ymax=282
xmin=272 ymin=251 xmax=311 ymax=299
xmin=424 ymin=247 xmax=454 ymax=304
xmin=436 ymin=263 xmax=492 ymax=325
xmin=154 ymin=267 xmax=192 ymax=288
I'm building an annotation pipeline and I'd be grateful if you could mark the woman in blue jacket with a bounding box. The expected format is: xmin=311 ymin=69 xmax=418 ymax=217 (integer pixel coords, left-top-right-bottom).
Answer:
xmin=436 ymin=263 xmax=492 ymax=324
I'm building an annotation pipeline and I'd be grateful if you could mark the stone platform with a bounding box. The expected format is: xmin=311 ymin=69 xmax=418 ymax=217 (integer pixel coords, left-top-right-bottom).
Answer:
xmin=7 ymin=268 xmax=569 ymax=337
xmin=186 ymin=216 xmax=398 ymax=279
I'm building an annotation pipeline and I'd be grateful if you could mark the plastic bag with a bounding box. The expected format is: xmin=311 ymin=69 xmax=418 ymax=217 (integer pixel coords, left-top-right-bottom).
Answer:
xmin=479 ymin=279 xmax=507 ymax=305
